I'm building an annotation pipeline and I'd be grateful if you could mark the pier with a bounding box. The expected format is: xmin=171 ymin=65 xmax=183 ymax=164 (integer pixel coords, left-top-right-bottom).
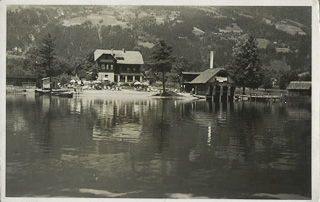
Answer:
xmin=234 ymin=94 xmax=282 ymax=102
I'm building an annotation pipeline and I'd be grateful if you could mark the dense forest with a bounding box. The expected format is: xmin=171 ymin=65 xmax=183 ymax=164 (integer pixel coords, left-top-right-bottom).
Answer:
xmin=6 ymin=5 xmax=312 ymax=87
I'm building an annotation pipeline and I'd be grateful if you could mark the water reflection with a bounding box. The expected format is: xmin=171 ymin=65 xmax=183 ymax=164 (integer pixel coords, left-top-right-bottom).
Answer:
xmin=6 ymin=95 xmax=311 ymax=198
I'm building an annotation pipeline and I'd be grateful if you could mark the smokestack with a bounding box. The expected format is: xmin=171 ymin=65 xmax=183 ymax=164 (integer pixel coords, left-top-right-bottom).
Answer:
xmin=210 ymin=51 xmax=214 ymax=69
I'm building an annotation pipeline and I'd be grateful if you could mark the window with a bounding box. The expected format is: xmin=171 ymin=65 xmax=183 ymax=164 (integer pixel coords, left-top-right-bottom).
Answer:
xmin=116 ymin=57 xmax=124 ymax=60
xmin=133 ymin=67 xmax=136 ymax=71
xmin=127 ymin=67 xmax=130 ymax=71
xmin=105 ymin=75 xmax=108 ymax=78
xmin=101 ymin=64 xmax=105 ymax=69
xmin=106 ymin=64 xmax=109 ymax=70
xmin=127 ymin=76 xmax=133 ymax=82
xmin=110 ymin=64 xmax=113 ymax=70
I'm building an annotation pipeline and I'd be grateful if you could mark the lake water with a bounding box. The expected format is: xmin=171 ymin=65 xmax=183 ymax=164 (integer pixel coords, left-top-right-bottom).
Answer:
xmin=6 ymin=93 xmax=311 ymax=199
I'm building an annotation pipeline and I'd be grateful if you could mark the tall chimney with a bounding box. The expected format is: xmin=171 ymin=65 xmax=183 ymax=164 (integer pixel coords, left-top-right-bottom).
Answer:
xmin=210 ymin=51 xmax=214 ymax=69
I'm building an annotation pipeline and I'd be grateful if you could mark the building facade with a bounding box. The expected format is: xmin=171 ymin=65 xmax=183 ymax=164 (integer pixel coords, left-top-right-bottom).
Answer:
xmin=94 ymin=49 xmax=144 ymax=83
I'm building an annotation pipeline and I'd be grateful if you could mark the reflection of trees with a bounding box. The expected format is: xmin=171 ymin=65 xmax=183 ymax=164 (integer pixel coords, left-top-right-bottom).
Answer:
xmin=152 ymin=100 xmax=171 ymax=152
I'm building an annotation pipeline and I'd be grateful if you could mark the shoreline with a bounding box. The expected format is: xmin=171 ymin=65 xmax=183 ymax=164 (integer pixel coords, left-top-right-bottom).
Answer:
xmin=7 ymin=88 xmax=199 ymax=101
xmin=77 ymin=89 xmax=199 ymax=101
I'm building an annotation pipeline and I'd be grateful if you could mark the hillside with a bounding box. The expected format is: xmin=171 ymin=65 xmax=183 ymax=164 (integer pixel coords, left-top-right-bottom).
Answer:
xmin=6 ymin=5 xmax=311 ymax=78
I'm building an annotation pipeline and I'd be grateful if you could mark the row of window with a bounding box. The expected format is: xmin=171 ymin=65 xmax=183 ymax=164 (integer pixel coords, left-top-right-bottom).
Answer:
xmin=103 ymin=74 xmax=141 ymax=82
xmin=115 ymin=75 xmax=140 ymax=82
xmin=101 ymin=64 xmax=114 ymax=70
xmin=101 ymin=64 xmax=138 ymax=72
xmin=121 ymin=67 xmax=137 ymax=71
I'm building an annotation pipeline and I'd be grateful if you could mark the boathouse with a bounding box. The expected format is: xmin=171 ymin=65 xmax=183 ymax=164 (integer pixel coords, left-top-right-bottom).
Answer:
xmin=42 ymin=77 xmax=59 ymax=90
xmin=286 ymin=81 xmax=311 ymax=96
xmin=187 ymin=51 xmax=236 ymax=101
xmin=190 ymin=68 xmax=236 ymax=101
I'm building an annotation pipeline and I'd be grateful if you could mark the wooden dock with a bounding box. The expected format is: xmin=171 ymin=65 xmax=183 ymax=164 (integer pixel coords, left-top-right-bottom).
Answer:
xmin=194 ymin=94 xmax=206 ymax=99
xmin=235 ymin=94 xmax=282 ymax=102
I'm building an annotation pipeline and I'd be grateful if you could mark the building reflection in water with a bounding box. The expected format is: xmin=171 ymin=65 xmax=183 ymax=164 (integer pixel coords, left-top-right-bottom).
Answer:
xmin=89 ymin=99 xmax=142 ymax=143
xmin=207 ymin=123 xmax=212 ymax=146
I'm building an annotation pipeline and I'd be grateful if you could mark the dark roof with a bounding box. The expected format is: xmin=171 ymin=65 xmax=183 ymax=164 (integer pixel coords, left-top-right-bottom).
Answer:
xmin=6 ymin=75 xmax=37 ymax=79
xmin=94 ymin=49 xmax=144 ymax=65
xmin=190 ymin=68 xmax=225 ymax=84
xmin=286 ymin=81 xmax=311 ymax=90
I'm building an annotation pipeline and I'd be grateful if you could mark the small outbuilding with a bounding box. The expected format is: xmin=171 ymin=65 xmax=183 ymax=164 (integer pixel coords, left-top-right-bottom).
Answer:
xmin=286 ymin=81 xmax=311 ymax=96
xmin=180 ymin=72 xmax=201 ymax=93
xmin=42 ymin=77 xmax=59 ymax=90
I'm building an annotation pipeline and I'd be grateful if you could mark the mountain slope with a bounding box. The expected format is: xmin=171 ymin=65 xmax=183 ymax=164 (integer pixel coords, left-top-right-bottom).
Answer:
xmin=6 ymin=5 xmax=311 ymax=74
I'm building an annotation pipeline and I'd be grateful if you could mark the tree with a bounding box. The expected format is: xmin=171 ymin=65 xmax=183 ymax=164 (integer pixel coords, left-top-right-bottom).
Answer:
xmin=147 ymin=40 xmax=174 ymax=94
xmin=85 ymin=66 xmax=99 ymax=81
xmin=299 ymin=72 xmax=311 ymax=81
xmin=60 ymin=75 xmax=70 ymax=86
xmin=6 ymin=58 xmax=26 ymax=76
xmin=279 ymin=70 xmax=299 ymax=89
xmin=227 ymin=36 xmax=263 ymax=94
xmin=169 ymin=56 xmax=191 ymax=88
xmin=36 ymin=33 xmax=57 ymax=77
xmin=262 ymin=76 xmax=273 ymax=92
xmin=260 ymin=68 xmax=273 ymax=91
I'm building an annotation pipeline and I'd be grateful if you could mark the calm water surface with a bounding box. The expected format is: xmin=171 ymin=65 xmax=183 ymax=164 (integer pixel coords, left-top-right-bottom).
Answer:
xmin=6 ymin=94 xmax=311 ymax=199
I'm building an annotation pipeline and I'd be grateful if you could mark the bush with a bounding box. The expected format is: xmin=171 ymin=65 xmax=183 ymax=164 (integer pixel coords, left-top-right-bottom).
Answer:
xmin=121 ymin=82 xmax=130 ymax=86
xmin=60 ymin=76 xmax=70 ymax=86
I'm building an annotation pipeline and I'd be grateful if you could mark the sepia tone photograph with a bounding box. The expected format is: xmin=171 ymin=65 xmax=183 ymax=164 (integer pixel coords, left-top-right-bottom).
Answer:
xmin=1 ymin=0 xmax=318 ymax=200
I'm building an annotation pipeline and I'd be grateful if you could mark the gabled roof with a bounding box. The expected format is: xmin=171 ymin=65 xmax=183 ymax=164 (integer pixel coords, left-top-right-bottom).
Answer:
xmin=286 ymin=81 xmax=311 ymax=90
xmin=94 ymin=49 xmax=144 ymax=65
xmin=190 ymin=68 xmax=225 ymax=84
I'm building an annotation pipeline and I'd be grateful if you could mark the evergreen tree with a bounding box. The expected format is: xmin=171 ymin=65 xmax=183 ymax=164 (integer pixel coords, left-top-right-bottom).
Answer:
xmin=147 ymin=40 xmax=174 ymax=94
xmin=228 ymin=36 xmax=263 ymax=94
xmin=37 ymin=33 xmax=57 ymax=77
xmin=170 ymin=56 xmax=191 ymax=86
